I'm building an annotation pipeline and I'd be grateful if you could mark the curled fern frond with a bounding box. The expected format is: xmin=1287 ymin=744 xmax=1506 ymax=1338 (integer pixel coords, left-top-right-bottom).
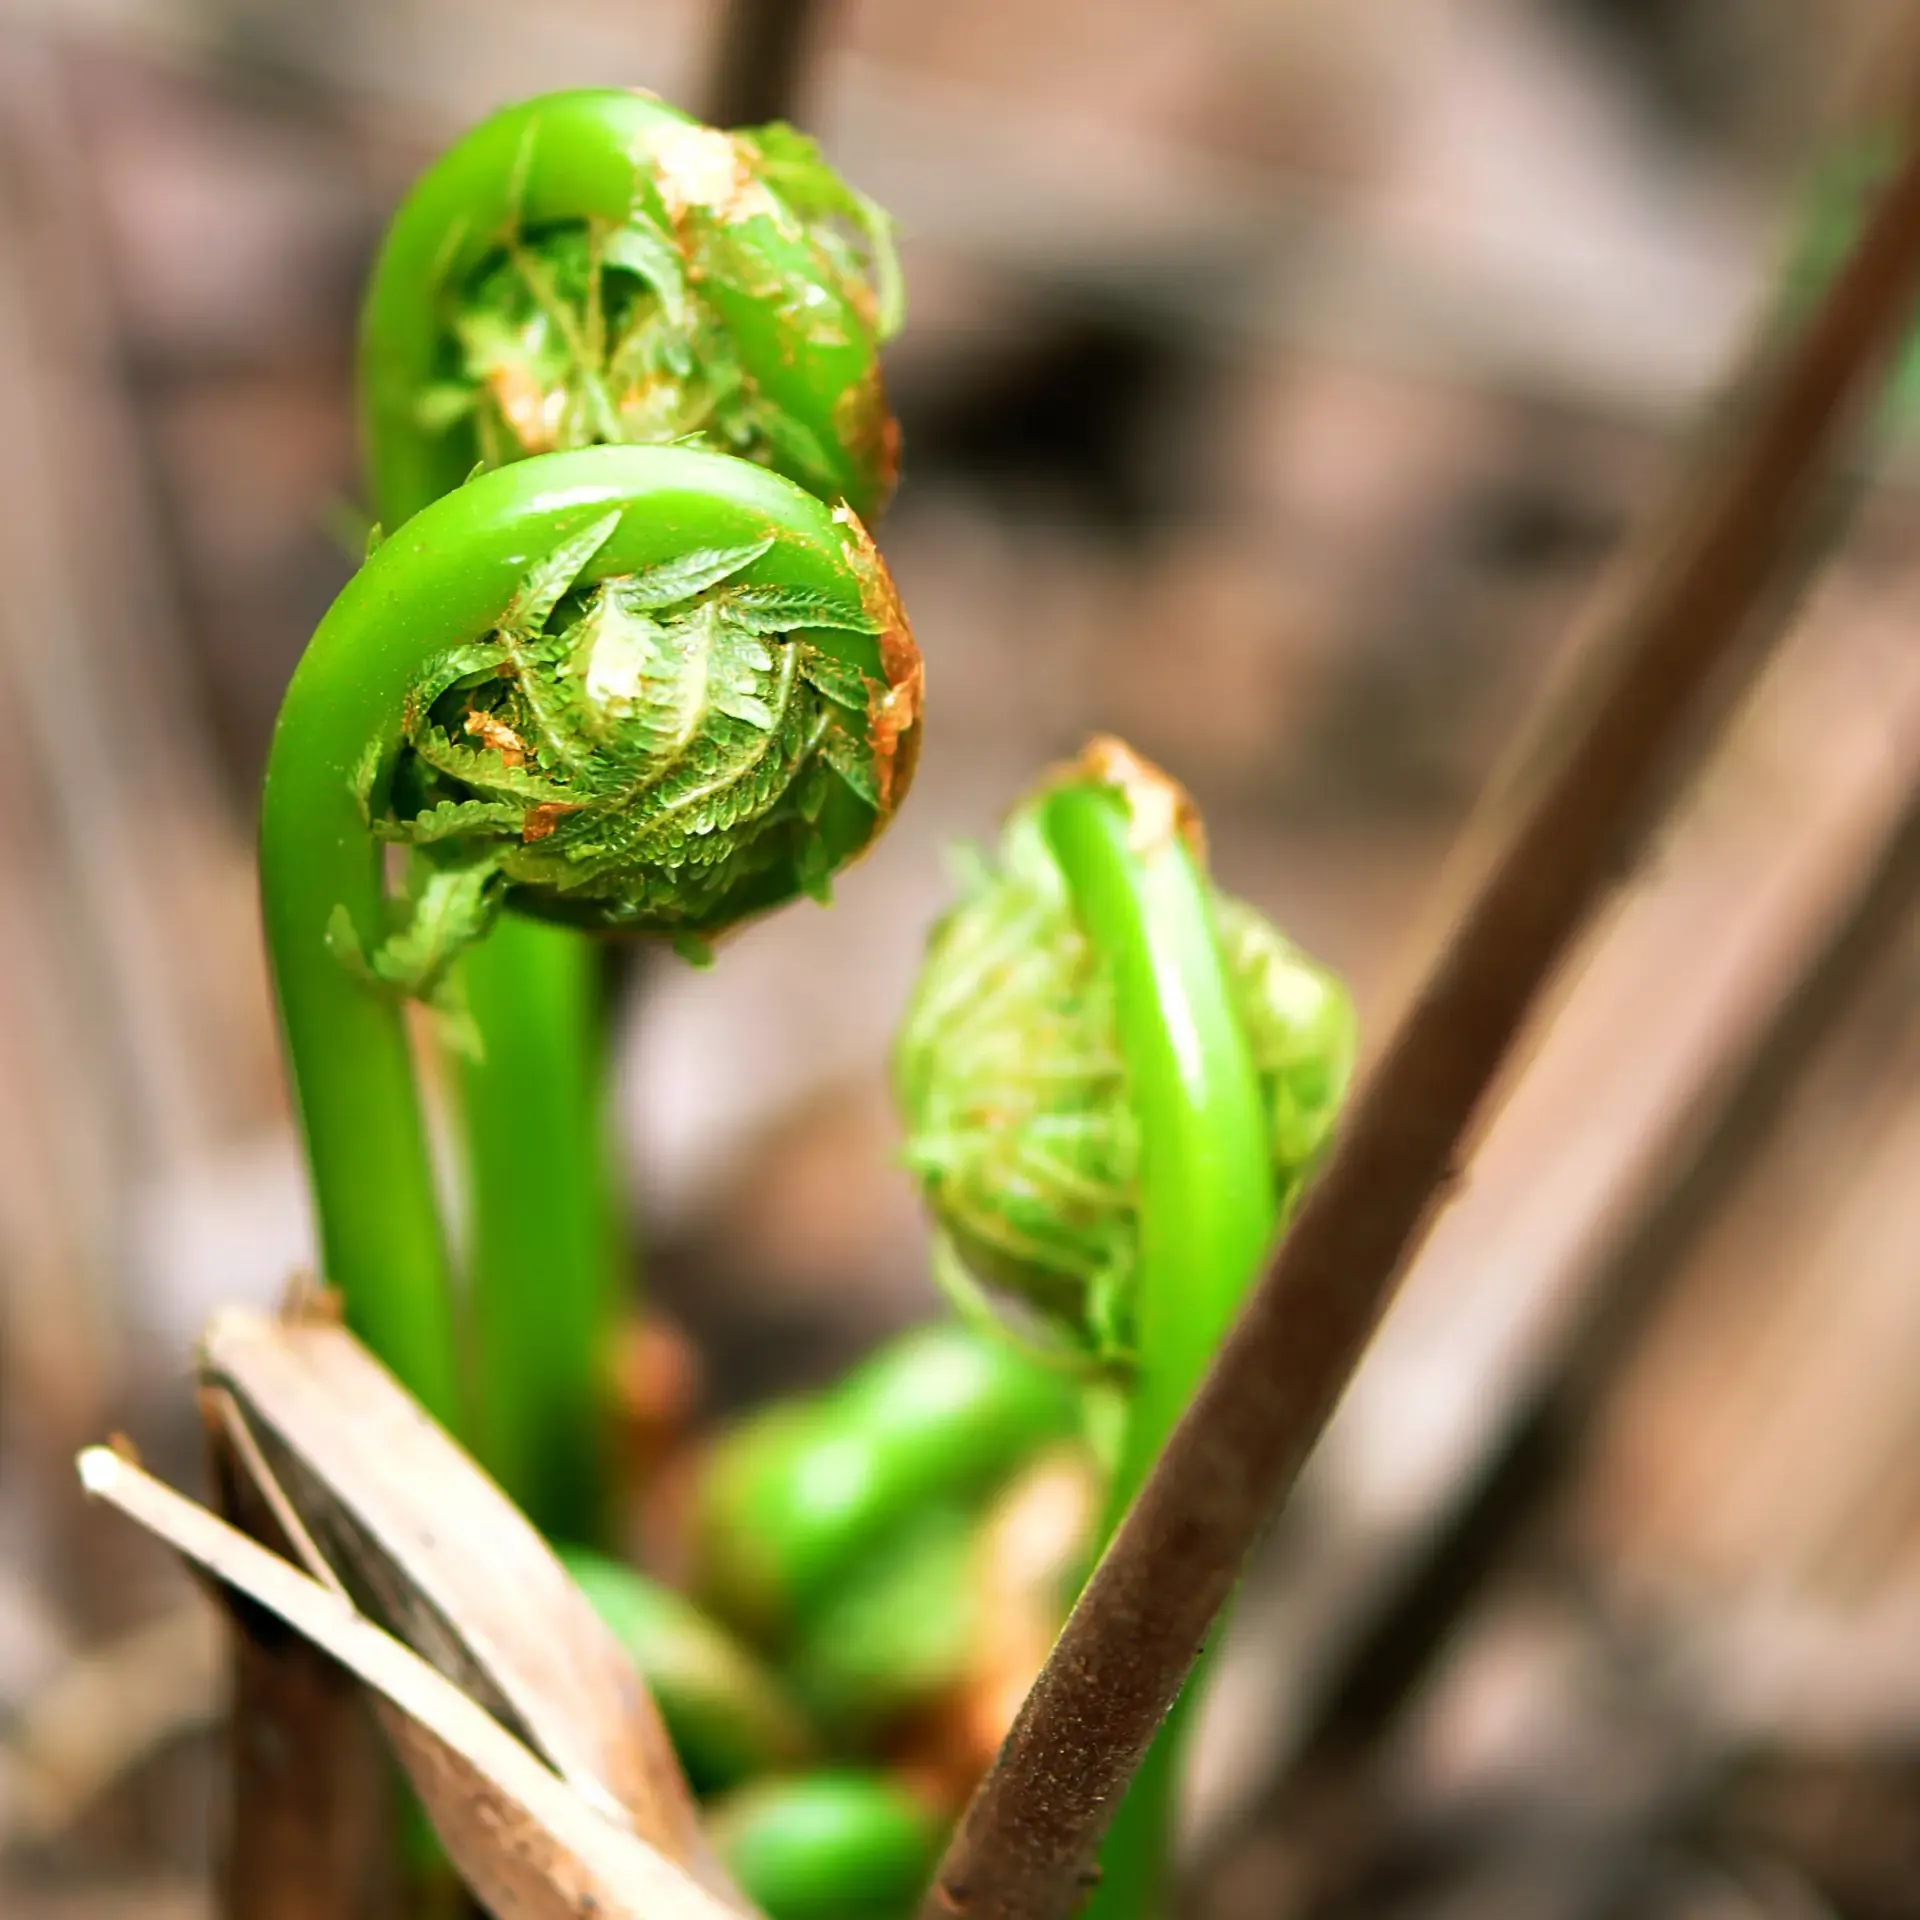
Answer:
xmin=363 ymin=89 xmax=902 ymax=530
xmin=260 ymin=447 xmax=921 ymax=1401
xmin=892 ymin=739 xmax=1354 ymax=1368
xmin=295 ymin=448 xmax=921 ymax=998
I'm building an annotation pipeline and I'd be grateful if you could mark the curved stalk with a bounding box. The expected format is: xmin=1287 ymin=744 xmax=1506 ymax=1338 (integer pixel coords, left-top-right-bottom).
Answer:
xmin=1039 ymin=770 xmax=1276 ymax=1526
xmin=1038 ymin=755 xmax=1275 ymax=1920
xmin=262 ymin=443 xmax=918 ymax=1432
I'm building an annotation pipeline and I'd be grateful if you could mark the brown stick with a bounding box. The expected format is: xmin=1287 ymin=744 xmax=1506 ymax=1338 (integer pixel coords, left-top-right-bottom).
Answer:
xmin=1188 ymin=738 xmax=1920 ymax=1918
xmin=207 ymin=1398 xmax=395 ymax=1920
xmin=703 ymin=0 xmax=834 ymax=128
xmin=919 ymin=84 xmax=1920 ymax=1920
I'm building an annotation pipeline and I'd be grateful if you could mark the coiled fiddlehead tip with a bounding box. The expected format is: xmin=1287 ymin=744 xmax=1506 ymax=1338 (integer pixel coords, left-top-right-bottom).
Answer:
xmin=365 ymin=89 xmax=903 ymax=529
xmin=322 ymin=453 xmax=920 ymax=1003
xmin=892 ymin=737 xmax=1355 ymax=1369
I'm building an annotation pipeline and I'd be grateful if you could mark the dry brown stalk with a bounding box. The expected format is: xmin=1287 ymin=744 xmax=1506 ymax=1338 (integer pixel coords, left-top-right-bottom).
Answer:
xmin=920 ymin=76 xmax=1920 ymax=1920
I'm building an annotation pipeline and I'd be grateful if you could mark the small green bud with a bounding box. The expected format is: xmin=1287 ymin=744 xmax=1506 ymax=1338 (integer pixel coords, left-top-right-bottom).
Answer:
xmin=366 ymin=90 xmax=902 ymax=529
xmin=783 ymin=1508 xmax=980 ymax=1742
xmin=707 ymin=1771 xmax=941 ymax=1920
xmin=893 ymin=738 xmax=1356 ymax=1368
xmin=692 ymin=1324 xmax=1083 ymax=1638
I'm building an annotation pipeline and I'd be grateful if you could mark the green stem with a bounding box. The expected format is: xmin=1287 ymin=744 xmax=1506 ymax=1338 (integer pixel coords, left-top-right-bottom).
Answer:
xmin=261 ymin=842 xmax=463 ymax=1434
xmin=457 ymin=913 xmax=624 ymax=1542
xmin=262 ymin=444 xmax=901 ymax=1447
xmin=1040 ymin=781 xmax=1276 ymax=1920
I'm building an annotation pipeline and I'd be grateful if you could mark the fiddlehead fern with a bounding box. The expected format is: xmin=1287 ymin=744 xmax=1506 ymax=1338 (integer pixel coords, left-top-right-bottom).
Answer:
xmin=895 ymin=737 xmax=1352 ymax=1379
xmin=352 ymin=488 xmax=915 ymax=959
xmin=262 ymin=445 xmax=919 ymax=1431
xmin=355 ymin=88 xmax=909 ymax=1533
xmin=362 ymin=88 xmax=900 ymax=532
xmin=669 ymin=1323 xmax=1091 ymax=1918
xmin=892 ymin=737 xmax=1354 ymax=1917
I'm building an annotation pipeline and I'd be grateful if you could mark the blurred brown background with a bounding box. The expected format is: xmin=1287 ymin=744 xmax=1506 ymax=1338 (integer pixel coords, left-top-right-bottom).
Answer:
xmin=4 ymin=1 xmax=1920 ymax=1915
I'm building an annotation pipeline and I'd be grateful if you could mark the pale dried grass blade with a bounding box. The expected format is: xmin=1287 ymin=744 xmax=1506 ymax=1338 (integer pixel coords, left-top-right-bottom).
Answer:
xmin=77 ymin=1446 xmax=743 ymax=1920
xmin=198 ymin=1305 xmax=734 ymax=1900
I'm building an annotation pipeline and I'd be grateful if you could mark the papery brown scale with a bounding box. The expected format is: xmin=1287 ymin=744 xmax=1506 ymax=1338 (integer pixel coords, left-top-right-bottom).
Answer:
xmin=487 ymin=363 xmax=560 ymax=455
xmin=834 ymin=504 xmax=922 ymax=812
xmin=465 ymin=708 xmax=531 ymax=769
xmin=521 ymin=802 xmax=582 ymax=843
